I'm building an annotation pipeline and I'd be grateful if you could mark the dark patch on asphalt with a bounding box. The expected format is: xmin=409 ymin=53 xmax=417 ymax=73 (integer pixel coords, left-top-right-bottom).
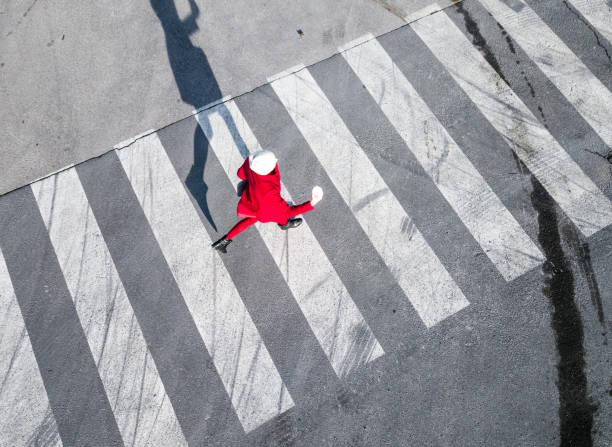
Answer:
xmin=562 ymin=224 xmax=607 ymax=339
xmin=536 ymin=105 xmax=549 ymax=129
xmin=455 ymin=2 xmax=509 ymax=86
xmin=527 ymin=166 xmax=596 ymax=446
xmin=495 ymin=22 xmax=515 ymax=54
xmin=523 ymin=73 xmax=536 ymax=97
xmin=562 ymin=0 xmax=611 ymax=63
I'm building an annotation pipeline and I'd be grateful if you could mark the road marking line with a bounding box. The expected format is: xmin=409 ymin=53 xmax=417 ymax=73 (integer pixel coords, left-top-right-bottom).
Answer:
xmin=566 ymin=0 xmax=612 ymax=49
xmin=267 ymin=64 xmax=307 ymax=83
xmin=337 ymin=33 xmax=375 ymax=53
xmin=270 ymin=68 xmax=469 ymax=327
xmin=478 ymin=0 xmax=612 ymax=156
xmin=117 ymin=133 xmax=293 ymax=433
xmin=413 ymin=12 xmax=612 ymax=237
xmin=403 ymin=2 xmax=441 ymax=23
xmin=341 ymin=36 xmax=544 ymax=281
xmin=197 ymin=101 xmax=384 ymax=378
xmin=193 ymin=95 xmax=234 ymax=116
xmin=113 ymin=129 xmax=157 ymax=150
xmin=0 ymin=247 xmax=63 ymax=447
xmin=32 ymin=170 xmax=187 ymax=447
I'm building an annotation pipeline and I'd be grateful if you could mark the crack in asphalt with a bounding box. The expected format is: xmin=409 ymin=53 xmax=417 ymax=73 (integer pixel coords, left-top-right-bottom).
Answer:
xmin=584 ymin=148 xmax=612 ymax=165
xmin=562 ymin=0 xmax=611 ymax=63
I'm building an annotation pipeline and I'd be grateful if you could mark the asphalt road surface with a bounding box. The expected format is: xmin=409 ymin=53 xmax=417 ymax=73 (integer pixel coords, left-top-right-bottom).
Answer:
xmin=1 ymin=0 xmax=611 ymax=446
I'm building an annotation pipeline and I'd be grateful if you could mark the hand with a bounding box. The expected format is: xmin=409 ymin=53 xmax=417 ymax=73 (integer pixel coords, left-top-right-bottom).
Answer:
xmin=311 ymin=186 xmax=323 ymax=206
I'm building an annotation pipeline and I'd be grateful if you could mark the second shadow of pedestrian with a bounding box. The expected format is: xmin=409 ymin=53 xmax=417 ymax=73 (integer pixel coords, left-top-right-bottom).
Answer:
xmin=150 ymin=0 xmax=248 ymax=233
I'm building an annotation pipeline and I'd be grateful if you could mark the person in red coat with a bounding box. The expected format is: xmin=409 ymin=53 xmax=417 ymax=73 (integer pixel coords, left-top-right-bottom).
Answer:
xmin=212 ymin=150 xmax=323 ymax=253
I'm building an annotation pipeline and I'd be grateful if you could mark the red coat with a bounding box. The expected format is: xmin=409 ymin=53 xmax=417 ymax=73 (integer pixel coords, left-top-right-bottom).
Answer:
xmin=236 ymin=159 xmax=313 ymax=224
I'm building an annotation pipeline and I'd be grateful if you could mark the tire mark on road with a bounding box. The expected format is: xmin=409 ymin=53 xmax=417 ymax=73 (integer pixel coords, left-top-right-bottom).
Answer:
xmin=562 ymin=223 xmax=607 ymax=339
xmin=494 ymin=19 xmax=549 ymax=128
xmin=455 ymin=2 xmax=509 ymax=86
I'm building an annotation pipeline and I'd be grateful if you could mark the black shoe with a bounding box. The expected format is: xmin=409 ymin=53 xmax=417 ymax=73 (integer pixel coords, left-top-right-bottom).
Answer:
xmin=212 ymin=236 xmax=232 ymax=253
xmin=278 ymin=218 xmax=303 ymax=230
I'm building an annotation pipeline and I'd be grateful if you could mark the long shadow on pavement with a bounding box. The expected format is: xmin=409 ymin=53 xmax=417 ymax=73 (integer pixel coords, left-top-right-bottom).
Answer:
xmin=150 ymin=0 xmax=247 ymax=232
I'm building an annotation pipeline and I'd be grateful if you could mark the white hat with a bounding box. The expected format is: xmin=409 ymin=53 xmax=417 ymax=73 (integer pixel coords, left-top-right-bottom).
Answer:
xmin=248 ymin=150 xmax=277 ymax=175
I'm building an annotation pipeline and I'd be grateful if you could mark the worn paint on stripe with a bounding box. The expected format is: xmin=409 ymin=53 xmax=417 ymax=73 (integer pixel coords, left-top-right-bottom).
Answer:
xmin=196 ymin=101 xmax=384 ymax=378
xmin=0 ymin=247 xmax=62 ymax=447
xmin=413 ymin=12 xmax=612 ymax=236
xmin=478 ymin=0 xmax=612 ymax=154
xmin=341 ymin=37 xmax=544 ymax=281
xmin=0 ymin=187 xmax=125 ymax=445
xmin=32 ymin=170 xmax=187 ymax=447
xmin=270 ymin=68 xmax=469 ymax=327
xmin=566 ymin=0 xmax=612 ymax=45
xmin=117 ymin=133 xmax=293 ymax=432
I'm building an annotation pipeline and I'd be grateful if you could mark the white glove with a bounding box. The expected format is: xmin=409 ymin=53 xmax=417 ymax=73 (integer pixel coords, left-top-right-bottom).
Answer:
xmin=311 ymin=186 xmax=323 ymax=206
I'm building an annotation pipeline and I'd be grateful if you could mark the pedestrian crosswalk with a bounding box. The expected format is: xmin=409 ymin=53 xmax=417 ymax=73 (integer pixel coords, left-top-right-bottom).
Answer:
xmin=479 ymin=0 xmax=612 ymax=152
xmin=412 ymin=10 xmax=612 ymax=237
xmin=270 ymin=67 xmax=470 ymax=326
xmin=32 ymin=170 xmax=187 ymax=446
xmin=196 ymin=101 xmax=385 ymax=378
xmin=340 ymin=34 xmax=544 ymax=281
xmin=1 ymin=1 xmax=611 ymax=443
xmin=0 ymin=247 xmax=62 ymax=447
xmin=118 ymin=132 xmax=293 ymax=432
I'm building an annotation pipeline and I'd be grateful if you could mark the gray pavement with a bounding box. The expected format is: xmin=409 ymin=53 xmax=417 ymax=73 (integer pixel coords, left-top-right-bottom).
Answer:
xmin=1 ymin=0 xmax=611 ymax=446
xmin=1 ymin=0 xmax=409 ymax=195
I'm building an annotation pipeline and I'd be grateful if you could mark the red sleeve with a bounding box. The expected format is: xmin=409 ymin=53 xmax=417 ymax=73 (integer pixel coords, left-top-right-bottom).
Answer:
xmin=285 ymin=201 xmax=314 ymax=219
xmin=237 ymin=161 xmax=247 ymax=180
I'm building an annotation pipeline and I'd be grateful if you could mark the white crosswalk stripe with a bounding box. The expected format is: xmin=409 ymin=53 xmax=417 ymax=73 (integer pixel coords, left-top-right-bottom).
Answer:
xmin=117 ymin=133 xmax=293 ymax=433
xmin=412 ymin=12 xmax=612 ymax=237
xmin=566 ymin=0 xmax=612 ymax=46
xmin=478 ymin=0 xmax=612 ymax=155
xmin=270 ymin=68 xmax=470 ymax=328
xmin=196 ymin=101 xmax=384 ymax=378
xmin=31 ymin=170 xmax=187 ymax=447
xmin=341 ymin=36 xmax=545 ymax=281
xmin=0 ymin=247 xmax=62 ymax=447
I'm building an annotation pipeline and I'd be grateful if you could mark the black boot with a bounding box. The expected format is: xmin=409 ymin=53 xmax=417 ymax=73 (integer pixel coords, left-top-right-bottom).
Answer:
xmin=278 ymin=217 xmax=303 ymax=230
xmin=212 ymin=236 xmax=232 ymax=253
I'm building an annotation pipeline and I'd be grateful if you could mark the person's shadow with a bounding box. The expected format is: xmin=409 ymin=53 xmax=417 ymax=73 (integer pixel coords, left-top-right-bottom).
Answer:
xmin=150 ymin=0 xmax=248 ymax=232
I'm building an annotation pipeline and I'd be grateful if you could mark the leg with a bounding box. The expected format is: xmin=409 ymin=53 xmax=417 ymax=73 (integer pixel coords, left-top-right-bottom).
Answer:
xmin=278 ymin=218 xmax=303 ymax=230
xmin=227 ymin=217 xmax=258 ymax=240
xmin=277 ymin=201 xmax=314 ymax=230
xmin=212 ymin=217 xmax=258 ymax=253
